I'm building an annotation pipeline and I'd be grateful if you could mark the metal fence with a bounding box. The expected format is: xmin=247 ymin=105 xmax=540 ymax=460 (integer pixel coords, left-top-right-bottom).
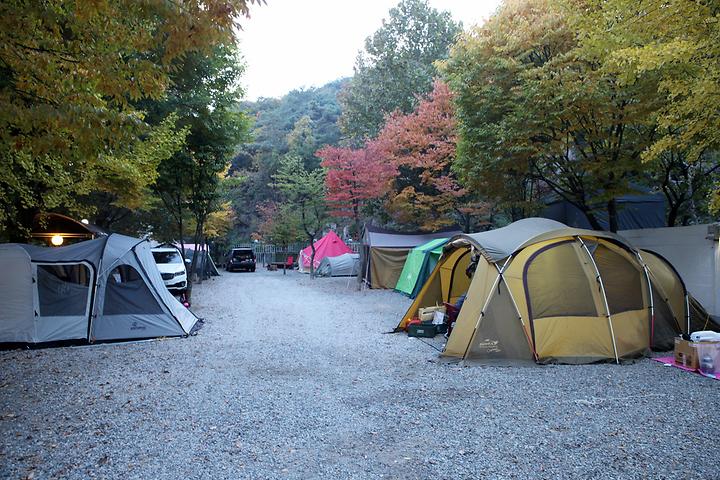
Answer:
xmin=233 ymin=240 xmax=361 ymax=266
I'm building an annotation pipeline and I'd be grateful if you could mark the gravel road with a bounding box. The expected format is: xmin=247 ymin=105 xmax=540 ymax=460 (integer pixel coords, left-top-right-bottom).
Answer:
xmin=1 ymin=269 xmax=719 ymax=479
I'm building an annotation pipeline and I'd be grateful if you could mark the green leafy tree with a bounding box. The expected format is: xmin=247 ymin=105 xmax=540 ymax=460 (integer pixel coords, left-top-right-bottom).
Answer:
xmin=568 ymin=0 xmax=720 ymax=215
xmin=273 ymin=155 xmax=327 ymax=277
xmin=444 ymin=0 xmax=658 ymax=231
xmin=145 ymin=44 xmax=251 ymax=294
xmin=231 ymin=81 xmax=345 ymax=239
xmin=257 ymin=201 xmax=304 ymax=247
xmin=286 ymin=115 xmax=318 ymax=169
xmin=89 ymin=114 xmax=189 ymax=231
xmin=338 ymin=0 xmax=461 ymax=141
xmin=0 ymin=0 xmax=260 ymax=241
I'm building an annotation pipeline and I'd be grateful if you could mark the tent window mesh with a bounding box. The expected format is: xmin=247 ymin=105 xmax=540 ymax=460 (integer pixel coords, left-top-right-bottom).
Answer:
xmin=103 ymin=265 xmax=163 ymax=315
xmin=592 ymin=245 xmax=643 ymax=314
xmin=37 ymin=264 xmax=90 ymax=316
xmin=525 ymin=242 xmax=597 ymax=319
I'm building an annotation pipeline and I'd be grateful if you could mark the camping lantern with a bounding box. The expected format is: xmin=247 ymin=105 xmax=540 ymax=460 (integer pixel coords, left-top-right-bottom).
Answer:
xmin=50 ymin=234 xmax=64 ymax=246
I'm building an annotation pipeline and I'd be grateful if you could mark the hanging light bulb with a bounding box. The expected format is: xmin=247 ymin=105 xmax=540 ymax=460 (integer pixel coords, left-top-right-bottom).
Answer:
xmin=50 ymin=234 xmax=64 ymax=246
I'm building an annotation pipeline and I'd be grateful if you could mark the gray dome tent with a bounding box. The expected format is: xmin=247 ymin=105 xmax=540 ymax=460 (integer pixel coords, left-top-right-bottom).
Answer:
xmin=317 ymin=253 xmax=360 ymax=277
xmin=0 ymin=234 xmax=198 ymax=344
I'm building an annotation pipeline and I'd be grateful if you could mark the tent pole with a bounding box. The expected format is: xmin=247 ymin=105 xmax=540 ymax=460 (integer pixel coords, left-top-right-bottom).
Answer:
xmin=362 ymin=248 xmax=371 ymax=291
xmin=578 ymin=237 xmax=619 ymax=364
xmin=634 ymin=251 xmax=655 ymax=347
xmin=462 ymin=255 xmax=512 ymax=360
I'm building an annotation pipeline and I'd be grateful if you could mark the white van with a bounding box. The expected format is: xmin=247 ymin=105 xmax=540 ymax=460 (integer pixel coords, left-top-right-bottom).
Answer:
xmin=151 ymin=247 xmax=187 ymax=293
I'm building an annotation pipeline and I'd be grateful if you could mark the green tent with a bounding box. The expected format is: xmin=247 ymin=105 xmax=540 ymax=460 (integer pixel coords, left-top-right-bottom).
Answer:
xmin=394 ymin=237 xmax=449 ymax=298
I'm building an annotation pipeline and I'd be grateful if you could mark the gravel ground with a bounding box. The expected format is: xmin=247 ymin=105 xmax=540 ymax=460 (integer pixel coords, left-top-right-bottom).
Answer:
xmin=1 ymin=269 xmax=719 ymax=479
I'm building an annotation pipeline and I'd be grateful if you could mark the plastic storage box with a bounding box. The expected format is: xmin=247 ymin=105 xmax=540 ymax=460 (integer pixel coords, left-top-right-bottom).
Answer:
xmin=408 ymin=324 xmax=436 ymax=338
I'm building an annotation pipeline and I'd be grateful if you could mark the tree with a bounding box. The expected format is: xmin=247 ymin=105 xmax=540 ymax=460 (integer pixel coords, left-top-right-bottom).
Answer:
xmin=256 ymin=201 xmax=304 ymax=246
xmin=88 ymin=114 xmax=189 ymax=231
xmin=338 ymin=0 xmax=461 ymax=141
xmin=317 ymin=142 xmax=395 ymax=238
xmin=230 ymin=80 xmax=345 ymax=239
xmin=286 ymin=115 xmax=318 ymax=169
xmin=648 ymin=147 xmax=719 ymax=226
xmin=0 ymin=0 xmax=260 ymax=240
xmin=273 ymin=155 xmax=327 ymax=277
xmin=373 ymin=80 xmax=489 ymax=231
xmin=443 ymin=0 xmax=657 ymax=232
xmin=568 ymin=0 xmax=720 ymax=215
xmin=144 ymin=43 xmax=251 ymax=294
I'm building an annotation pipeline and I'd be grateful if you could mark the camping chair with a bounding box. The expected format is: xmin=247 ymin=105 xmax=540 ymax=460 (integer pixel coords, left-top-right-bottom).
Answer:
xmin=443 ymin=302 xmax=461 ymax=337
xmin=283 ymin=255 xmax=294 ymax=275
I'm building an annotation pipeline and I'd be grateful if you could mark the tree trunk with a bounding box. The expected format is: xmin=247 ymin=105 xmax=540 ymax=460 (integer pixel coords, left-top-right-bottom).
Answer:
xmin=178 ymin=211 xmax=185 ymax=259
xmin=309 ymin=233 xmax=317 ymax=279
xmin=353 ymin=202 xmax=361 ymax=241
xmin=198 ymin=238 xmax=206 ymax=285
xmin=185 ymin=221 xmax=203 ymax=301
xmin=463 ymin=212 xmax=471 ymax=234
xmin=607 ymin=198 xmax=619 ymax=233
xmin=667 ymin=202 xmax=680 ymax=227
xmin=583 ymin=209 xmax=603 ymax=231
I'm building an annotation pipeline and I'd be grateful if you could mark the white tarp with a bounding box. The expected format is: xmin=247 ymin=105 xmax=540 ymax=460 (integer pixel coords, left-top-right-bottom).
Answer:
xmin=620 ymin=224 xmax=720 ymax=316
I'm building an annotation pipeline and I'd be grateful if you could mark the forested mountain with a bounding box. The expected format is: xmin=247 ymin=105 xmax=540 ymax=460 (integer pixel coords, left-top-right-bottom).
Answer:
xmin=227 ymin=79 xmax=347 ymax=240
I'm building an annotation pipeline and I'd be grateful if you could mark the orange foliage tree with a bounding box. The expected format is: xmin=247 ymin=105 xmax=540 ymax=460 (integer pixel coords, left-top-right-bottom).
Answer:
xmin=373 ymin=80 xmax=488 ymax=231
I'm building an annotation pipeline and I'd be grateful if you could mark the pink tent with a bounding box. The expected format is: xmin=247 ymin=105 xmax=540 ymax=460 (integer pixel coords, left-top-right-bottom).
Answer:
xmin=299 ymin=231 xmax=352 ymax=273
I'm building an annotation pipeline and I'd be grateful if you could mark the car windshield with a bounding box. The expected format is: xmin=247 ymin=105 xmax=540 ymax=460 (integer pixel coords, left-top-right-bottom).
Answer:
xmin=152 ymin=251 xmax=183 ymax=264
xmin=232 ymin=250 xmax=253 ymax=259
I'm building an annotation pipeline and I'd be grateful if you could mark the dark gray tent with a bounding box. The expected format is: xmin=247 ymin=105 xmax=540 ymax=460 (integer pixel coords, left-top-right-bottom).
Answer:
xmin=0 ymin=234 xmax=198 ymax=344
xmin=317 ymin=253 xmax=360 ymax=277
xmin=184 ymin=247 xmax=220 ymax=279
xmin=359 ymin=225 xmax=462 ymax=289
xmin=541 ymin=191 xmax=666 ymax=230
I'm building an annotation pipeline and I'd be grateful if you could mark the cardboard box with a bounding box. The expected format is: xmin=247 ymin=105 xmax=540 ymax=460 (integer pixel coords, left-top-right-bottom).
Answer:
xmin=418 ymin=305 xmax=445 ymax=322
xmin=674 ymin=338 xmax=699 ymax=369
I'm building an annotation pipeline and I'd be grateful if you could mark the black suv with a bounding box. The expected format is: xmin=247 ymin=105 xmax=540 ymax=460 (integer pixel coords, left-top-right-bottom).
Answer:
xmin=227 ymin=248 xmax=256 ymax=272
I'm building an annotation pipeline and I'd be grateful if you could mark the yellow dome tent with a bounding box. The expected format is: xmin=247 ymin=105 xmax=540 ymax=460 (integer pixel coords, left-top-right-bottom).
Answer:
xmin=398 ymin=218 xmax=694 ymax=365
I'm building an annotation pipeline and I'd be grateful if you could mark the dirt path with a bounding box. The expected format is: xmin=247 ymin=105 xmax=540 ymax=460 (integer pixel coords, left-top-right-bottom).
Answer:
xmin=1 ymin=269 xmax=718 ymax=479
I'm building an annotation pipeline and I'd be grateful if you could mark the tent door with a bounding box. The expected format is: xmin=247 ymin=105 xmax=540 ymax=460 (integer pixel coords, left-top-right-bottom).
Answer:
xmin=465 ymin=278 xmax=535 ymax=364
xmin=33 ymin=262 xmax=94 ymax=342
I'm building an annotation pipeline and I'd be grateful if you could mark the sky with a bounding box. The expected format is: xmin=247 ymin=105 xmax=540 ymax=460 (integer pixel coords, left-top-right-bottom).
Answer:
xmin=236 ymin=0 xmax=502 ymax=100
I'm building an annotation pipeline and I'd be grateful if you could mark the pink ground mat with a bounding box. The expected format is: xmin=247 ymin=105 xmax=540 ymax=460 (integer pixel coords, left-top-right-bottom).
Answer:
xmin=652 ymin=356 xmax=720 ymax=380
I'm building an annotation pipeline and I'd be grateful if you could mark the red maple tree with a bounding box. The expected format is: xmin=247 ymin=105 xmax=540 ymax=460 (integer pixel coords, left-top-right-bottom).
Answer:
xmin=373 ymin=80 xmax=488 ymax=231
xmin=317 ymin=142 xmax=395 ymax=237
xmin=320 ymin=80 xmax=488 ymax=234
